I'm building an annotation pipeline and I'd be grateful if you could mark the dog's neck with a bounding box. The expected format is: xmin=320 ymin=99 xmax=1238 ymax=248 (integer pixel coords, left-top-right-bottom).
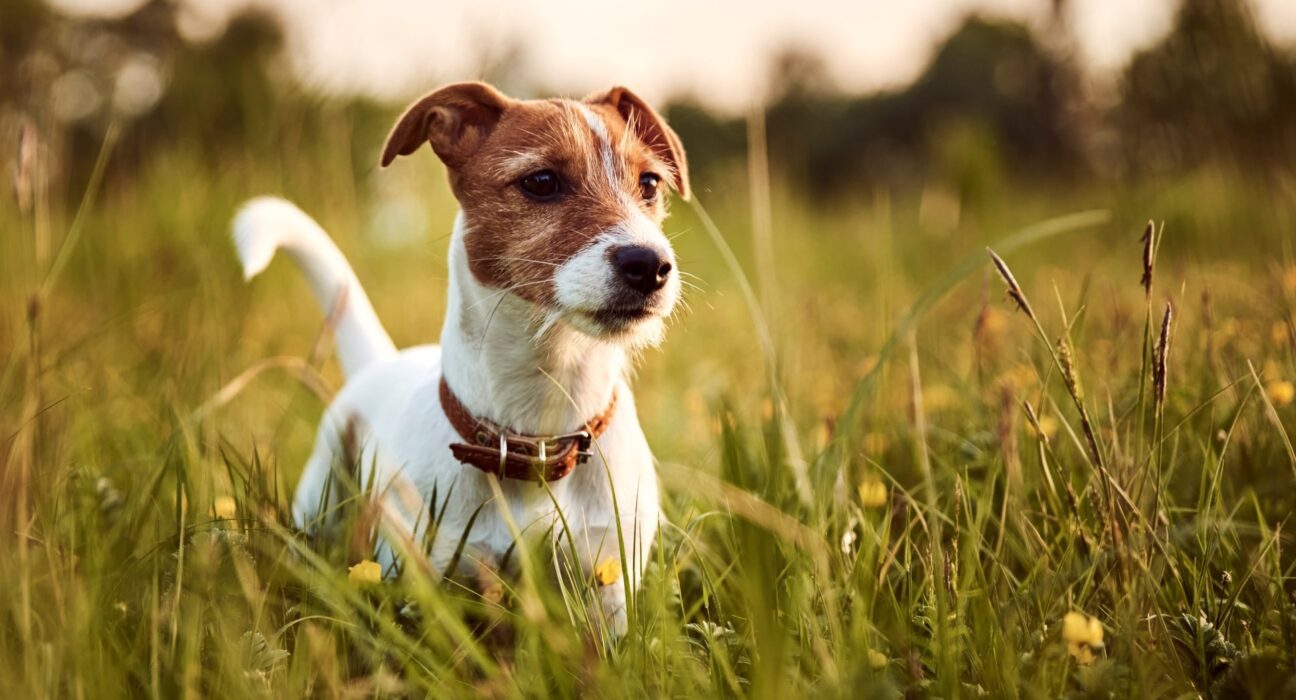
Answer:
xmin=439 ymin=214 xmax=626 ymax=435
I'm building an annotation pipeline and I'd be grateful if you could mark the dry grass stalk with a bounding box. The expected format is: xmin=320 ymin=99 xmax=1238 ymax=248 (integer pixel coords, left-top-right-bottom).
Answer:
xmin=1022 ymin=401 xmax=1047 ymax=445
xmin=1056 ymin=337 xmax=1085 ymax=404
xmin=13 ymin=119 xmax=36 ymax=215
xmin=1153 ymin=302 xmax=1173 ymax=406
xmin=191 ymin=356 xmax=334 ymax=421
xmin=988 ymin=248 xmax=1035 ymax=320
xmin=988 ymin=248 xmax=1127 ymax=580
xmin=987 ymin=249 xmax=1103 ymax=467
xmin=1134 ymin=220 xmax=1159 ymax=505
xmin=948 ymin=477 xmax=963 ymax=598
xmin=1023 ymin=400 xmax=1061 ymax=515
xmin=997 ymin=385 xmax=1020 ymax=486
xmin=309 ymin=286 xmax=351 ymax=367
xmin=1140 ymin=220 xmax=1156 ymax=298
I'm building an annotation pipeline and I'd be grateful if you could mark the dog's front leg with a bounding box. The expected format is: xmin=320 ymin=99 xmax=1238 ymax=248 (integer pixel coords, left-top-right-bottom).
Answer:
xmin=554 ymin=524 xmax=626 ymax=638
xmin=559 ymin=500 xmax=658 ymax=638
xmin=596 ymin=569 xmax=631 ymax=638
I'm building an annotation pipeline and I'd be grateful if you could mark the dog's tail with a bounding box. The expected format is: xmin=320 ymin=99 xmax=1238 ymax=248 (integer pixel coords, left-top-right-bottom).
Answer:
xmin=233 ymin=197 xmax=396 ymax=378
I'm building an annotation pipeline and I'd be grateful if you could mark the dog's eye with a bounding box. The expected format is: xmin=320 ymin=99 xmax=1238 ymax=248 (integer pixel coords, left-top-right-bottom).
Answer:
xmin=518 ymin=170 xmax=562 ymax=201
xmin=638 ymin=172 xmax=661 ymax=202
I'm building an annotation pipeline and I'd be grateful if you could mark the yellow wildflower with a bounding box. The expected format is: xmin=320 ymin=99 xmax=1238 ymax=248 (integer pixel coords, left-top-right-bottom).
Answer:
xmin=1071 ymin=645 xmax=1096 ymax=665
xmin=857 ymin=479 xmax=888 ymax=508
xmin=1267 ymin=380 xmax=1294 ymax=408
xmin=1062 ymin=611 xmax=1104 ymax=665
xmin=868 ymin=649 xmax=888 ymax=670
xmin=594 ymin=557 xmax=621 ymax=587
xmin=212 ymin=496 xmax=237 ymax=520
xmin=347 ymin=560 xmax=383 ymax=586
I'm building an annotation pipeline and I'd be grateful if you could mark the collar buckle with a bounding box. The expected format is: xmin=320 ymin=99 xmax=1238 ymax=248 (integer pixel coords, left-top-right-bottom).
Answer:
xmin=440 ymin=377 xmax=615 ymax=482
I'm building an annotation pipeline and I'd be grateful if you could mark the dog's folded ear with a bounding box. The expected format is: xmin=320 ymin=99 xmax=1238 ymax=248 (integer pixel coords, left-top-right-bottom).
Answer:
xmin=381 ymin=82 xmax=511 ymax=169
xmin=586 ymin=87 xmax=690 ymax=200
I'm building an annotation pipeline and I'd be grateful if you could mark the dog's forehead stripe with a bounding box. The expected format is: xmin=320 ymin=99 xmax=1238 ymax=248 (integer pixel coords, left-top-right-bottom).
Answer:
xmin=579 ymin=104 xmax=620 ymax=195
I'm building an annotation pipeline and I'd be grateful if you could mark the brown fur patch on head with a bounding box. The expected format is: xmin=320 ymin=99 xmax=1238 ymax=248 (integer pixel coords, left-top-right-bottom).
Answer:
xmin=384 ymin=85 xmax=685 ymax=305
xmin=584 ymin=86 xmax=690 ymax=200
xmin=381 ymin=82 xmax=511 ymax=169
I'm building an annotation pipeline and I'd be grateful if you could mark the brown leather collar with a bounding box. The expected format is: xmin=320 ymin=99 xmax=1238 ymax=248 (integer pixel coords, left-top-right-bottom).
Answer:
xmin=439 ymin=377 xmax=617 ymax=482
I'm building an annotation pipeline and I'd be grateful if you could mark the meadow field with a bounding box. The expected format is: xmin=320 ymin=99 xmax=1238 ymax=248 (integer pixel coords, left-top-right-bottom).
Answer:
xmin=1 ymin=104 xmax=1295 ymax=698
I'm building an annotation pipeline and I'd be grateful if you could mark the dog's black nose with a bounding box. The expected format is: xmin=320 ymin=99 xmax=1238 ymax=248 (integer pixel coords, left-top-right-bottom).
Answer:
xmin=612 ymin=246 xmax=672 ymax=295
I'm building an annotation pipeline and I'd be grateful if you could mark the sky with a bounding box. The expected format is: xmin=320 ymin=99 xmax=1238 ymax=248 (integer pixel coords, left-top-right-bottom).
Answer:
xmin=50 ymin=0 xmax=1296 ymax=111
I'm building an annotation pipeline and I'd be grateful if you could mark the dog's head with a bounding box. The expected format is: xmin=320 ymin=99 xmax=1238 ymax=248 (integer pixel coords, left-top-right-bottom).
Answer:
xmin=381 ymin=82 xmax=688 ymax=347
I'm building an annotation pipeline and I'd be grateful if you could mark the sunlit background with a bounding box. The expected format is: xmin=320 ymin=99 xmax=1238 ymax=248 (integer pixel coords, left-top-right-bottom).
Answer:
xmin=5 ymin=0 xmax=1296 ymax=517
xmin=30 ymin=0 xmax=1296 ymax=107
xmin=3 ymin=1 xmax=1296 ymax=694
xmin=7 ymin=0 xmax=1296 ymax=204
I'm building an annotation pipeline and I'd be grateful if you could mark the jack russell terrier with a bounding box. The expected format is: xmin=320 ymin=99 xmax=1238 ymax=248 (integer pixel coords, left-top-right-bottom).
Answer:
xmin=232 ymin=82 xmax=688 ymax=635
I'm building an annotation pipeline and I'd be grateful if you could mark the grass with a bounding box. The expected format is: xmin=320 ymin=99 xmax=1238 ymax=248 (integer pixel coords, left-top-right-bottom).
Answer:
xmin=2 ymin=111 xmax=1296 ymax=697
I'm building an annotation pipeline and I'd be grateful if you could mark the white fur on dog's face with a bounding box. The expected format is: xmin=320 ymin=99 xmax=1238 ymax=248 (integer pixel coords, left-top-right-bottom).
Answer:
xmin=552 ymin=216 xmax=681 ymax=347
xmin=549 ymin=107 xmax=680 ymax=347
xmin=381 ymin=83 xmax=690 ymax=348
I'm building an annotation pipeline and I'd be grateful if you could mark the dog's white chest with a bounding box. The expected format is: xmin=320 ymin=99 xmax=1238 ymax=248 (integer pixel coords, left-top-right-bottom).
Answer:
xmin=291 ymin=345 xmax=660 ymax=580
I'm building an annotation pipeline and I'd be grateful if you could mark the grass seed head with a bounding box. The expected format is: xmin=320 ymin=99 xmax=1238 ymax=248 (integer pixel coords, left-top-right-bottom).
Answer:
xmin=988 ymin=248 xmax=1035 ymax=320
xmin=1154 ymin=302 xmax=1174 ymax=406
xmin=12 ymin=119 xmax=36 ymax=215
xmin=1056 ymin=337 xmax=1085 ymax=403
xmin=1140 ymin=220 xmax=1156 ymax=297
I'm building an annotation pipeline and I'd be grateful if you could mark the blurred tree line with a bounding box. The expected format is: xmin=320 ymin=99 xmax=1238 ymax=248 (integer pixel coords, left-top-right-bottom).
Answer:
xmin=1 ymin=0 xmax=392 ymax=198
xmin=670 ymin=17 xmax=1087 ymax=203
xmin=672 ymin=0 xmax=1296 ymax=199
xmin=3 ymin=0 xmax=1296 ymax=201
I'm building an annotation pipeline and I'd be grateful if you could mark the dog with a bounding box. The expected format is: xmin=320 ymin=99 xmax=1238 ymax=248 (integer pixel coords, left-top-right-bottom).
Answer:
xmin=232 ymin=82 xmax=688 ymax=635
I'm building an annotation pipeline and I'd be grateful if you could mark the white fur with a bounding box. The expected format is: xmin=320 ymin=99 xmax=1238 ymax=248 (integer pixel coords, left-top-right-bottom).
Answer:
xmin=234 ymin=204 xmax=662 ymax=635
xmin=552 ymin=215 xmax=680 ymax=347
xmin=233 ymin=197 xmax=396 ymax=376
xmin=555 ymin=110 xmax=681 ymax=348
xmin=581 ymin=105 xmax=620 ymax=195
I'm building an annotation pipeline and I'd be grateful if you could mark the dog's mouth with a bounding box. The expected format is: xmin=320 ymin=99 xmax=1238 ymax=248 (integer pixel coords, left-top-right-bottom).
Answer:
xmin=563 ymin=301 xmax=665 ymax=340
xmin=592 ymin=304 xmax=655 ymax=326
